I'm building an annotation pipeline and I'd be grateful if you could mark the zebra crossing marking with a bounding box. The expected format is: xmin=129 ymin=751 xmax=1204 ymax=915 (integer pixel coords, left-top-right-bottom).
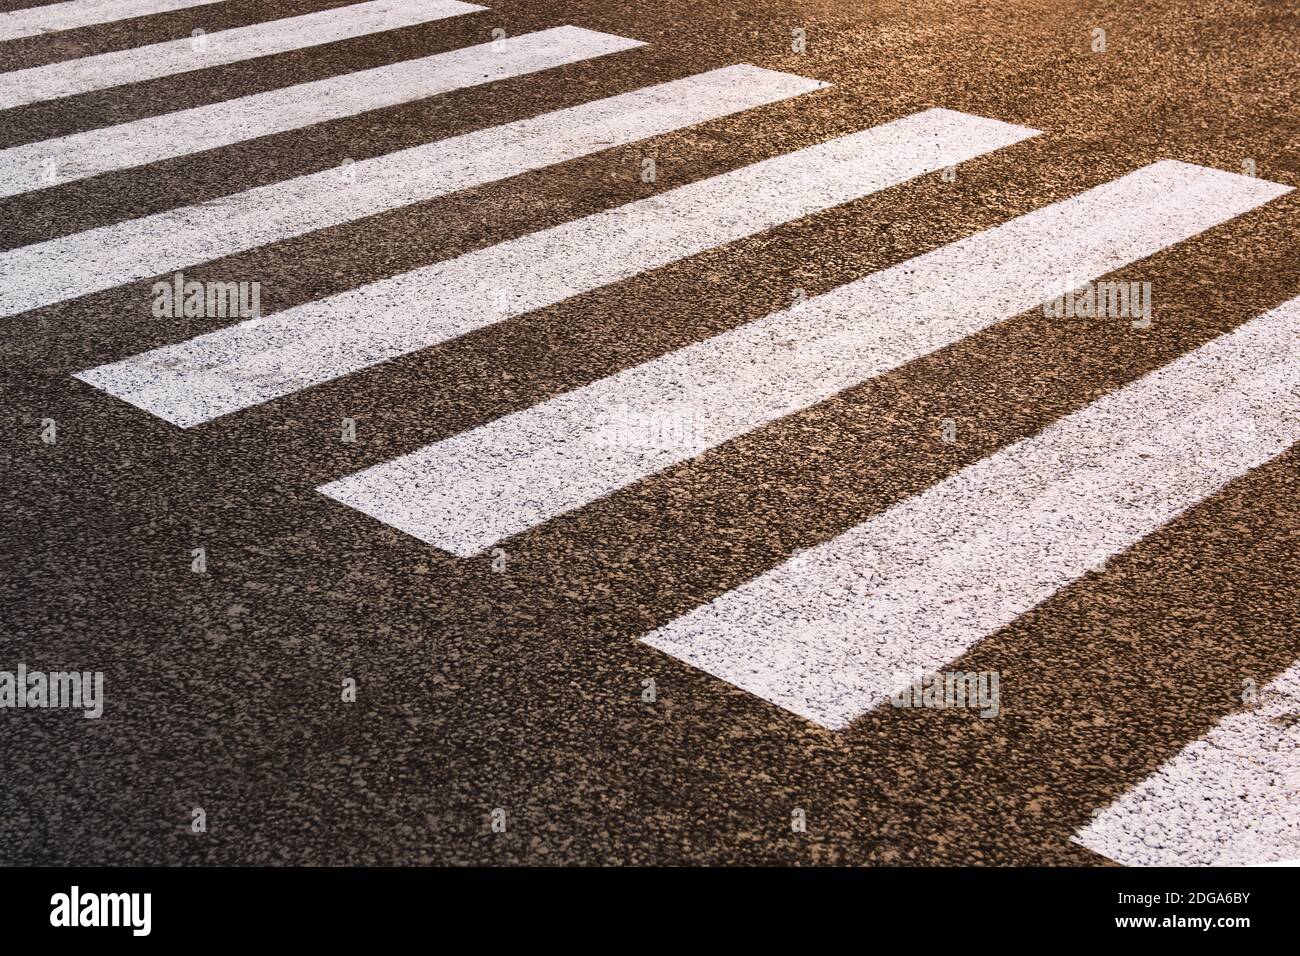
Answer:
xmin=315 ymin=162 xmax=1289 ymax=558
xmin=6 ymin=65 xmax=825 ymax=318
xmin=75 ymin=108 xmax=1037 ymax=426
xmin=0 ymin=0 xmax=484 ymax=110
xmin=0 ymin=0 xmax=227 ymax=42
xmin=0 ymin=25 xmax=645 ymax=198
xmin=639 ymin=292 xmax=1300 ymax=729
xmin=1075 ymin=656 xmax=1300 ymax=866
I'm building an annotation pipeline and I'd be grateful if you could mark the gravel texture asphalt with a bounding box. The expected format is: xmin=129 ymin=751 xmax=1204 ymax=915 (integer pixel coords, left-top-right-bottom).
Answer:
xmin=0 ymin=0 xmax=1297 ymax=864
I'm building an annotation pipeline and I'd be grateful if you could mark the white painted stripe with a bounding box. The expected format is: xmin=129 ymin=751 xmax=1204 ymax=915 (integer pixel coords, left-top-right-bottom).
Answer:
xmin=0 ymin=0 xmax=484 ymax=109
xmin=0 ymin=0 xmax=226 ymax=42
xmin=75 ymin=108 xmax=1039 ymax=426
xmin=315 ymin=162 xmax=1290 ymax=558
xmin=0 ymin=26 xmax=644 ymax=197
xmin=1075 ymin=657 xmax=1300 ymax=866
xmin=641 ymin=292 xmax=1300 ymax=729
xmin=10 ymin=65 xmax=825 ymax=319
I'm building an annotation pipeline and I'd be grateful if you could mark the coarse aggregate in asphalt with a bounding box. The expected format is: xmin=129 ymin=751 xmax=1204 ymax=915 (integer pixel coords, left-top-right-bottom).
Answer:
xmin=0 ymin=0 xmax=1297 ymax=864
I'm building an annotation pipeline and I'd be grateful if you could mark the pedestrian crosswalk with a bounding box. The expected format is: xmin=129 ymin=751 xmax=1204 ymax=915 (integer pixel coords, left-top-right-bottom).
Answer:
xmin=5 ymin=0 xmax=1298 ymax=865
xmin=642 ymin=293 xmax=1300 ymax=729
xmin=0 ymin=0 xmax=227 ymax=42
xmin=3 ymin=64 xmax=823 ymax=317
xmin=0 ymin=0 xmax=483 ymax=109
xmin=1074 ymin=657 xmax=1300 ymax=866
xmin=76 ymin=107 xmax=1034 ymax=425
xmin=0 ymin=25 xmax=646 ymax=198
xmin=315 ymin=162 xmax=1287 ymax=558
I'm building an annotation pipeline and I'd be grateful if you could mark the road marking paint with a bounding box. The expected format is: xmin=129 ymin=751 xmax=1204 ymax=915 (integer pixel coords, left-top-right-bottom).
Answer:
xmin=0 ymin=0 xmax=227 ymax=42
xmin=0 ymin=0 xmax=484 ymax=109
xmin=315 ymin=162 xmax=1290 ymax=558
xmin=1075 ymin=657 xmax=1300 ymax=866
xmin=639 ymin=291 xmax=1300 ymax=729
xmin=75 ymin=108 xmax=1038 ymax=426
xmin=0 ymin=26 xmax=644 ymax=198
xmin=9 ymin=65 xmax=824 ymax=318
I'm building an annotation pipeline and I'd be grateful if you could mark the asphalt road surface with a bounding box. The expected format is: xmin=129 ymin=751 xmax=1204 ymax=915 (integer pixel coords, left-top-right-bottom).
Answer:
xmin=1 ymin=0 xmax=1297 ymax=866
